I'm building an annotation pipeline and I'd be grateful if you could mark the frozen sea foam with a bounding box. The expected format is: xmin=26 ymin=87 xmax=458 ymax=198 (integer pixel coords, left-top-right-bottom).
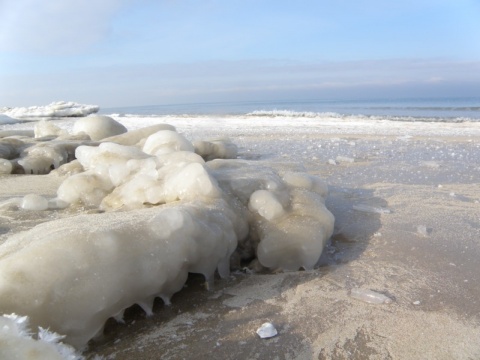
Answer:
xmin=0 ymin=121 xmax=334 ymax=349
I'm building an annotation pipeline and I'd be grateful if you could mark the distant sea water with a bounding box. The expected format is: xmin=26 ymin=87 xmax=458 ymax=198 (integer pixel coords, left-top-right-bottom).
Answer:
xmin=100 ymin=97 xmax=480 ymax=123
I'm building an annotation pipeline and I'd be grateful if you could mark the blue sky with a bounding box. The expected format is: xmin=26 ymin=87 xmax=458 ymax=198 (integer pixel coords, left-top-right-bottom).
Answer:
xmin=1 ymin=0 xmax=480 ymax=107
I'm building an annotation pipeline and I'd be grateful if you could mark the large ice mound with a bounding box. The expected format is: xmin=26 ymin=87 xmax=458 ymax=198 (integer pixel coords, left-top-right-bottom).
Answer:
xmin=0 ymin=121 xmax=334 ymax=349
xmin=1 ymin=101 xmax=99 ymax=119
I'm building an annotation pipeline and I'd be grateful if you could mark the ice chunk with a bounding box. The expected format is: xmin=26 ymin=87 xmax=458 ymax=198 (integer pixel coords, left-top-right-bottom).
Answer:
xmin=0 ymin=139 xmax=24 ymax=160
xmin=282 ymin=172 xmax=328 ymax=198
xmin=0 ymin=201 xmax=244 ymax=348
xmin=51 ymin=160 xmax=84 ymax=177
xmin=163 ymin=162 xmax=222 ymax=203
xmin=0 ymin=158 xmax=12 ymax=174
xmin=0 ymin=113 xmax=17 ymax=124
xmin=353 ymin=204 xmax=391 ymax=214
xmin=256 ymin=211 xmax=332 ymax=271
xmin=421 ymin=161 xmax=440 ymax=169
xmin=76 ymin=142 xmax=149 ymax=173
xmin=207 ymin=159 xmax=334 ymax=271
xmin=350 ymin=288 xmax=392 ymax=304
xmin=73 ymin=115 xmax=127 ymax=141
xmin=416 ymin=225 xmax=429 ymax=237
xmin=193 ymin=139 xmax=238 ymax=160
xmin=2 ymin=101 xmax=98 ymax=119
xmin=18 ymin=155 xmax=54 ymax=174
xmin=248 ymin=190 xmax=285 ymax=221
xmin=336 ymin=155 xmax=355 ymax=163
xmin=21 ymin=194 xmax=49 ymax=211
xmin=34 ymin=119 xmax=67 ymax=138
xmin=256 ymin=322 xmax=278 ymax=338
xmin=56 ymin=171 xmax=114 ymax=207
xmin=143 ymin=130 xmax=194 ymax=156
xmin=20 ymin=143 xmax=68 ymax=171
xmin=101 ymin=124 xmax=176 ymax=146
xmin=47 ymin=198 xmax=69 ymax=210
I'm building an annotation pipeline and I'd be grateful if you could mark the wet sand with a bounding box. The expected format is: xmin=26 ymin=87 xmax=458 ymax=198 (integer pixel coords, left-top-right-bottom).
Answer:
xmin=1 ymin=116 xmax=479 ymax=359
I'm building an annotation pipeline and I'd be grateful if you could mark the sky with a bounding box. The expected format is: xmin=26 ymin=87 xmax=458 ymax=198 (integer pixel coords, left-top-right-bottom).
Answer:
xmin=1 ymin=0 xmax=480 ymax=107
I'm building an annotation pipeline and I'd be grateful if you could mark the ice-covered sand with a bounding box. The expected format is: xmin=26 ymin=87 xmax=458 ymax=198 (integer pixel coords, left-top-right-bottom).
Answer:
xmin=1 ymin=112 xmax=479 ymax=359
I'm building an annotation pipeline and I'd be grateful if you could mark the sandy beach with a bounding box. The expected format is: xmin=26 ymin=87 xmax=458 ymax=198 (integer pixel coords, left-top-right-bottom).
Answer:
xmin=0 ymin=115 xmax=479 ymax=359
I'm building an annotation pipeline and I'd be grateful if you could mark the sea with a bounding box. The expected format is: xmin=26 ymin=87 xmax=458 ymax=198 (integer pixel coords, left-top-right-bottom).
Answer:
xmin=100 ymin=97 xmax=480 ymax=122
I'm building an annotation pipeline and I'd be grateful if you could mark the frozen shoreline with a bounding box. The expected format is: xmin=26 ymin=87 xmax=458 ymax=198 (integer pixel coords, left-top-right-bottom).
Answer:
xmin=1 ymin=115 xmax=479 ymax=359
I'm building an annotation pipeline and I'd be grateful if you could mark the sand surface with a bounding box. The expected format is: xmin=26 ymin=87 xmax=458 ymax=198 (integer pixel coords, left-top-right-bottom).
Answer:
xmin=1 ymin=116 xmax=479 ymax=359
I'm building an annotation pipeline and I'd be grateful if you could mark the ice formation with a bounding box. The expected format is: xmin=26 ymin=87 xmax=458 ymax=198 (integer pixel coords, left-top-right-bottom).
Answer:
xmin=0 ymin=114 xmax=17 ymax=124
xmin=0 ymin=120 xmax=96 ymax=175
xmin=1 ymin=101 xmax=99 ymax=119
xmin=0 ymin=314 xmax=83 ymax=360
xmin=0 ymin=158 xmax=12 ymax=174
xmin=21 ymin=194 xmax=49 ymax=211
xmin=73 ymin=115 xmax=127 ymax=141
xmin=256 ymin=322 xmax=278 ymax=338
xmin=0 ymin=122 xmax=334 ymax=349
xmin=350 ymin=288 xmax=393 ymax=304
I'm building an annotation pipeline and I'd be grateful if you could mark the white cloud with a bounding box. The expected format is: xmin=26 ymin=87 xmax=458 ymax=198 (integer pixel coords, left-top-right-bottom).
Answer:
xmin=0 ymin=0 xmax=128 ymax=55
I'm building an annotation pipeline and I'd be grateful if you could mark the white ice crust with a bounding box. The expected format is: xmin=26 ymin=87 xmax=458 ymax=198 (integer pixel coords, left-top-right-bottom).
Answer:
xmin=0 ymin=122 xmax=334 ymax=350
xmin=1 ymin=101 xmax=99 ymax=119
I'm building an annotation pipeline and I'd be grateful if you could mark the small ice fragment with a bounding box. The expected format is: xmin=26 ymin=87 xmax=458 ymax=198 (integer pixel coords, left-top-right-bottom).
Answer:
xmin=21 ymin=194 xmax=49 ymax=211
xmin=350 ymin=288 xmax=392 ymax=304
xmin=256 ymin=322 xmax=278 ymax=338
xmin=412 ymin=301 xmax=421 ymax=305
xmin=336 ymin=156 xmax=355 ymax=163
xmin=327 ymin=159 xmax=337 ymax=165
xmin=416 ymin=225 xmax=429 ymax=237
xmin=421 ymin=161 xmax=440 ymax=168
xmin=352 ymin=204 xmax=391 ymax=214
xmin=0 ymin=159 xmax=12 ymax=174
